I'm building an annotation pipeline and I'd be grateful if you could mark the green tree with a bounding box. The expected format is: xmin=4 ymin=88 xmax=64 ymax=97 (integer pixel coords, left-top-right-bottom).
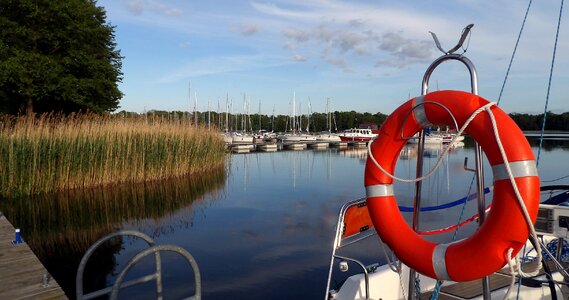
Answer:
xmin=0 ymin=0 xmax=122 ymax=114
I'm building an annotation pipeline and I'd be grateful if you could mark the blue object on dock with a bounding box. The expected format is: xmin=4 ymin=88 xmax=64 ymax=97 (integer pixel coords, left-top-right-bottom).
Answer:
xmin=12 ymin=228 xmax=23 ymax=245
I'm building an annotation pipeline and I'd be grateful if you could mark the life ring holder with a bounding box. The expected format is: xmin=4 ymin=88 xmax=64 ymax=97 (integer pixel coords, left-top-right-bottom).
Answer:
xmin=364 ymin=52 xmax=541 ymax=282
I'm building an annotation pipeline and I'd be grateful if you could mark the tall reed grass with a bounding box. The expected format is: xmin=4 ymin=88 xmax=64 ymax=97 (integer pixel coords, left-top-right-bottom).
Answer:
xmin=0 ymin=113 xmax=226 ymax=198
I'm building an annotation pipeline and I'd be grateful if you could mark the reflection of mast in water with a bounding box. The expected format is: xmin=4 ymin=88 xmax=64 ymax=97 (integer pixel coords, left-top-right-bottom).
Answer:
xmin=309 ymin=150 xmax=315 ymax=182
xmin=400 ymin=142 xmax=465 ymax=203
xmin=291 ymin=152 xmax=296 ymax=191
xmin=243 ymin=153 xmax=250 ymax=192
xmin=446 ymin=151 xmax=450 ymax=193
xmin=327 ymin=148 xmax=332 ymax=182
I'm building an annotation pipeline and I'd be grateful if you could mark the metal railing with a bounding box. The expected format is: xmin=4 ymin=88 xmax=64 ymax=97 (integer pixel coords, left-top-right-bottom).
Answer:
xmin=76 ymin=230 xmax=201 ymax=300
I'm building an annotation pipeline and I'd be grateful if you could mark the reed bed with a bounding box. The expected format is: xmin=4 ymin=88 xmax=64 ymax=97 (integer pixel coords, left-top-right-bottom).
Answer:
xmin=0 ymin=113 xmax=226 ymax=198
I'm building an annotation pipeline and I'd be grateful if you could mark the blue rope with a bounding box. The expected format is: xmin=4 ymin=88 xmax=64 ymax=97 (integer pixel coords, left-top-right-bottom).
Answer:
xmin=537 ymin=0 xmax=564 ymax=166
xmin=399 ymin=187 xmax=490 ymax=212
xmin=497 ymin=0 xmax=533 ymax=106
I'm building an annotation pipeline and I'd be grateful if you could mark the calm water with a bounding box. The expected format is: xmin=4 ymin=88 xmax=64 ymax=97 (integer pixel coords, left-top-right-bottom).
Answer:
xmin=1 ymin=135 xmax=568 ymax=299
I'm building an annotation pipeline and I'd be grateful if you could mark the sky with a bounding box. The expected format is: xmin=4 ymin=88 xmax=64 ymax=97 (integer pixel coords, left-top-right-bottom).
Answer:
xmin=97 ymin=0 xmax=568 ymax=116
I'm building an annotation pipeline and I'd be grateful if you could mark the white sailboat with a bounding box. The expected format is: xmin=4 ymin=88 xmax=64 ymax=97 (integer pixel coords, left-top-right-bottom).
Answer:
xmin=317 ymin=98 xmax=341 ymax=142
xmin=278 ymin=92 xmax=317 ymax=143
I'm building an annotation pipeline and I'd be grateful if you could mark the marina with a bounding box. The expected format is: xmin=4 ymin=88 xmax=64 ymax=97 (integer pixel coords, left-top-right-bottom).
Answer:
xmin=1 ymin=135 xmax=566 ymax=299
xmin=1 ymin=1 xmax=568 ymax=299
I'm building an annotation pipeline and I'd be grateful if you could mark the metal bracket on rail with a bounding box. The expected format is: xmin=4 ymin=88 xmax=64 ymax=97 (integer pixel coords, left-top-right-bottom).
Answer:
xmin=464 ymin=157 xmax=476 ymax=172
xmin=430 ymin=24 xmax=474 ymax=55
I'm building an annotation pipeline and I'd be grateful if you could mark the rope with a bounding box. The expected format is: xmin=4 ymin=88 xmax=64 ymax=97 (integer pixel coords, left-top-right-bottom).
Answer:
xmin=497 ymin=0 xmax=533 ymax=105
xmin=380 ymin=241 xmax=401 ymax=273
xmin=541 ymin=173 xmax=569 ymax=183
xmin=419 ymin=205 xmax=492 ymax=236
xmin=482 ymin=104 xmax=542 ymax=298
xmin=367 ymin=102 xmax=495 ymax=184
xmin=537 ymin=0 xmax=565 ymax=166
xmin=414 ymin=274 xmax=421 ymax=299
xmin=452 ymin=176 xmax=477 ymax=241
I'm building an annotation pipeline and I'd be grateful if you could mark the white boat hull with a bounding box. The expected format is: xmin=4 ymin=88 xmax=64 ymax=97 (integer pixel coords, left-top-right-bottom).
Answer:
xmin=331 ymin=263 xmax=564 ymax=300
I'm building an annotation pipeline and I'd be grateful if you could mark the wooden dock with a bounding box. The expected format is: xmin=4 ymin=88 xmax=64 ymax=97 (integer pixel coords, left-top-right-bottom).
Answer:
xmin=0 ymin=211 xmax=67 ymax=299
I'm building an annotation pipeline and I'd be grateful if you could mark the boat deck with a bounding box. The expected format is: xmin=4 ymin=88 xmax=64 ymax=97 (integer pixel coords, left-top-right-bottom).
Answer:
xmin=0 ymin=211 xmax=67 ymax=299
xmin=420 ymin=261 xmax=565 ymax=299
xmin=421 ymin=272 xmax=512 ymax=299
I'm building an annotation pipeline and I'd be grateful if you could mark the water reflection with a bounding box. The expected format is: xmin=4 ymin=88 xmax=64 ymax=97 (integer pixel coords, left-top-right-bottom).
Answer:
xmin=338 ymin=147 xmax=368 ymax=160
xmin=0 ymin=167 xmax=226 ymax=299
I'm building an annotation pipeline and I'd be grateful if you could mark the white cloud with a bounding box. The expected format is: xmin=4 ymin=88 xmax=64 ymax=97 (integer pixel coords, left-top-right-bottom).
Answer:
xmin=321 ymin=54 xmax=350 ymax=73
xmin=283 ymin=28 xmax=310 ymax=42
xmin=124 ymin=0 xmax=144 ymax=15
xmin=291 ymin=54 xmax=306 ymax=62
xmin=165 ymin=8 xmax=183 ymax=17
xmin=123 ymin=0 xmax=181 ymax=17
xmin=240 ymin=24 xmax=261 ymax=36
xmin=156 ymin=54 xmax=292 ymax=83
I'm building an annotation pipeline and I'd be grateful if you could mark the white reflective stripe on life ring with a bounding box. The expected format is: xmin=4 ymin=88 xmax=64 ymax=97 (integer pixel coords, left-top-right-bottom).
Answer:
xmin=413 ymin=96 xmax=432 ymax=128
xmin=366 ymin=184 xmax=394 ymax=198
xmin=492 ymin=160 xmax=538 ymax=182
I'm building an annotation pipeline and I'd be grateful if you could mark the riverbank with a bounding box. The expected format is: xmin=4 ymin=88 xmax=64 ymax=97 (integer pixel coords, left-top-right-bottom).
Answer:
xmin=0 ymin=114 xmax=226 ymax=198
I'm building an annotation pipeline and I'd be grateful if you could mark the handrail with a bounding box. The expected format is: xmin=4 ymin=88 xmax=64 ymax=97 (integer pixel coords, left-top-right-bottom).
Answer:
xmin=110 ymin=245 xmax=202 ymax=300
xmin=76 ymin=230 xmax=201 ymax=300
xmin=76 ymin=230 xmax=161 ymax=300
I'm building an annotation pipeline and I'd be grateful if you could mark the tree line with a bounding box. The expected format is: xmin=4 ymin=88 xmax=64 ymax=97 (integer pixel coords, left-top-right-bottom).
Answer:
xmin=123 ymin=110 xmax=569 ymax=132
xmin=119 ymin=110 xmax=388 ymax=133
xmin=509 ymin=112 xmax=569 ymax=131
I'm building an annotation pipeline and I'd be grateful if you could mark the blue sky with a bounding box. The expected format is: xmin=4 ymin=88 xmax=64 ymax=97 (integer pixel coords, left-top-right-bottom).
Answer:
xmin=97 ymin=0 xmax=568 ymax=115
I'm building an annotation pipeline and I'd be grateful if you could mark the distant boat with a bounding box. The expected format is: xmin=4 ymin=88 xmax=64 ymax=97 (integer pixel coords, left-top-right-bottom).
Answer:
xmin=230 ymin=132 xmax=254 ymax=144
xmin=316 ymin=132 xmax=341 ymax=142
xmin=439 ymin=133 xmax=465 ymax=144
xmin=221 ymin=132 xmax=233 ymax=144
xmin=338 ymin=128 xmax=377 ymax=142
xmin=253 ymin=130 xmax=277 ymax=144
xmin=277 ymin=132 xmax=317 ymax=143
xmin=406 ymin=133 xmax=444 ymax=144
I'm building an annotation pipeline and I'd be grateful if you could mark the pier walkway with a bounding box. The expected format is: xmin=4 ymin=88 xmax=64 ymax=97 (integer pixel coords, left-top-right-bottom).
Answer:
xmin=228 ymin=140 xmax=366 ymax=153
xmin=0 ymin=211 xmax=67 ymax=299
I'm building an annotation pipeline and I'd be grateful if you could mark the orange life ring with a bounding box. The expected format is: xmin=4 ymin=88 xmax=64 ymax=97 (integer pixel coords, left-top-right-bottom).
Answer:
xmin=365 ymin=90 xmax=540 ymax=282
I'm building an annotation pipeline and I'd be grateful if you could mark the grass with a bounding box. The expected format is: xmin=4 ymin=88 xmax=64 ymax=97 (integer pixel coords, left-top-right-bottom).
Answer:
xmin=0 ymin=113 xmax=227 ymax=198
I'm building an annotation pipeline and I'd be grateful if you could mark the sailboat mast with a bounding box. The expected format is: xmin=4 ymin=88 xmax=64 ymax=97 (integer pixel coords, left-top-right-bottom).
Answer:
xmin=307 ymin=98 xmax=311 ymax=133
xmin=293 ymin=92 xmax=296 ymax=132
xmin=188 ymin=81 xmax=191 ymax=125
xmin=194 ymin=92 xmax=198 ymax=126
xmin=207 ymin=98 xmax=211 ymax=130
